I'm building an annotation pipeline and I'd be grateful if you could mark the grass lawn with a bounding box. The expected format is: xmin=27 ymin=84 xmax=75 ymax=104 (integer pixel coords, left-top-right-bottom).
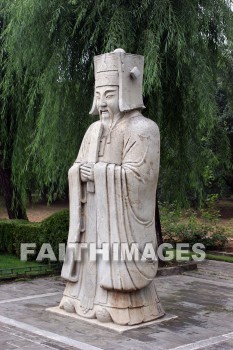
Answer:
xmin=0 ymin=253 xmax=40 ymax=269
xmin=165 ymin=249 xmax=233 ymax=263
xmin=206 ymin=253 xmax=233 ymax=263
xmin=0 ymin=253 xmax=59 ymax=279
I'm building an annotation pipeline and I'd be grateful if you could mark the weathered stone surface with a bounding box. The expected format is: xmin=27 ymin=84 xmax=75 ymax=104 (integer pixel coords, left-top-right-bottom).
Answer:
xmin=0 ymin=261 xmax=233 ymax=349
xmin=47 ymin=306 xmax=177 ymax=333
xmin=157 ymin=261 xmax=198 ymax=277
xmin=60 ymin=49 xmax=164 ymax=325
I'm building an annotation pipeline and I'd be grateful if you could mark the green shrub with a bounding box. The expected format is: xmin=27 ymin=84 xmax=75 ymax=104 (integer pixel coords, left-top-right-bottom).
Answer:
xmin=13 ymin=222 xmax=42 ymax=258
xmin=41 ymin=209 xmax=69 ymax=258
xmin=162 ymin=218 xmax=228 ymax=249
xmin=0 ymin=209 xmax=69 ymax=259
xmin=0 ymin=220 xmax=28 ymax=254
xmin=161 ymin=202 xmax=228 ymax=251
xmin=204 ymin=232 xmax=228 ymax=250
xmin=200 ymin=194 xmax=221 ymax=224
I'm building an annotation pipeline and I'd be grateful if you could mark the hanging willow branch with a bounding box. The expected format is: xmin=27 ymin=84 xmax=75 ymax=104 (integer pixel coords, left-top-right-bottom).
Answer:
xmin=1 ymin=0 xmax=233 ymax=206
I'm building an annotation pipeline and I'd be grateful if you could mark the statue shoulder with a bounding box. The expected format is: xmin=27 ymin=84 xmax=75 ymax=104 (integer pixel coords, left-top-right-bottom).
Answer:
xmin=84 ymin=120 xmax=102 ymax=135
xmin=126 ymin=112 xmax=159 ymax=137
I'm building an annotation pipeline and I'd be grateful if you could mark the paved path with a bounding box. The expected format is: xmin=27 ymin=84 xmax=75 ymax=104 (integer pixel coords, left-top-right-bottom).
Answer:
xmin=0 ymin=260 xmax=232 ymax=350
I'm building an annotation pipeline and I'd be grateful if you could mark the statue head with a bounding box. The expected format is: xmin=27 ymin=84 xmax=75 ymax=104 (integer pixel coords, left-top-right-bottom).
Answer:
xmin=89 ymin=48 xmax=145 ymax=116
xmin=95 ymin=85 xmax=120 ymax=122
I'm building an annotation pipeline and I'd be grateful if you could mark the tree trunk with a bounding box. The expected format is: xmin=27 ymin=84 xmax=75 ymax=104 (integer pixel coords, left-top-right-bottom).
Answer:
xmin=0 ymin=164 xmax=28 ymax=220
xmin=155 ymin=193 xmax=164 ymax=266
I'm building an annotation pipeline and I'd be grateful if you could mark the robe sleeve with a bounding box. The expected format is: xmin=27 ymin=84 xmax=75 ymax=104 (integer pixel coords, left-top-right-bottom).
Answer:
xmin=67 ymin=121 xmax=102 ymax=243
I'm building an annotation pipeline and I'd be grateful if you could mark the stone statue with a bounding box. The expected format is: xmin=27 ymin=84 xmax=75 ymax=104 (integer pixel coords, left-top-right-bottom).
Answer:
xmin=59 ymin=49 xmax=165 ymax=326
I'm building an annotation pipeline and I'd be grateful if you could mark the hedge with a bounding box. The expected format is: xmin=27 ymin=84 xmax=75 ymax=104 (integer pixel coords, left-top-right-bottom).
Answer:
xmin=0 ymin=209 xmax=69 ymax=259
xmin=41 ymin=209 xmax=69 ymax=257
xmin=0 ymin=207 xmax=227 ymax=260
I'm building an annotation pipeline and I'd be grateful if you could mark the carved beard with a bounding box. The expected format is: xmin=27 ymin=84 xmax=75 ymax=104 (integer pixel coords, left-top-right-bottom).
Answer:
xmin=100 ymin=110 xmax=114 ymax=129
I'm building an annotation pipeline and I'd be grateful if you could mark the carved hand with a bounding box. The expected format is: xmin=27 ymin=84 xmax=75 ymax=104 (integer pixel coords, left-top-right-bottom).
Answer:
xmin=80 ymin=163 xmax=94 ymax=182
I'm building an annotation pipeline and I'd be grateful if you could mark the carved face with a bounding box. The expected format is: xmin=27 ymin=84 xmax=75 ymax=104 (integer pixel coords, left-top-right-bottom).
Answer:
xmin=95 ymin=86 xmax=120 ymax=120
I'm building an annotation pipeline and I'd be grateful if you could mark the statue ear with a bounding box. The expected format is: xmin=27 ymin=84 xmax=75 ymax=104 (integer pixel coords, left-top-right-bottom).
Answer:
xmin=89 ymin=96 xmax=99 ymax=115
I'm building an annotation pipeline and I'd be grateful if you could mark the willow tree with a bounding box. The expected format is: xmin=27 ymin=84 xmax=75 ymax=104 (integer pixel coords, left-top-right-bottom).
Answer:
xmin=0 ymin=7 xmax=28 ymax=219
xmin=1 ymin=0 xmax=233 ymax=218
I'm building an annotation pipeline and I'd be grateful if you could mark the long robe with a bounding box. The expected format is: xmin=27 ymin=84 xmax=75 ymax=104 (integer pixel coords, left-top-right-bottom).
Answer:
xmin=60 ymin=110 xmax=165 ymax=325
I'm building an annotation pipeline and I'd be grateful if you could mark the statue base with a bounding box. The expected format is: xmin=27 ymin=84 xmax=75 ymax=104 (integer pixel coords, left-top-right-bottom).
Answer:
xmin=46 ymin=306 xmax=177 ymax=333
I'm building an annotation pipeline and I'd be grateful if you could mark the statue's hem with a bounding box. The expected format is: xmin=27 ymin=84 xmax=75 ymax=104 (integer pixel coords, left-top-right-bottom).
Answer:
xmin=46 ymin=306 xmax=177 ymax=333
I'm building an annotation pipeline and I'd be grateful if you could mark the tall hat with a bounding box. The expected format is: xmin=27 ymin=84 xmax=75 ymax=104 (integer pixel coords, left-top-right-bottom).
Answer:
xmin=89 ymin=48 xmax=145 ymax=115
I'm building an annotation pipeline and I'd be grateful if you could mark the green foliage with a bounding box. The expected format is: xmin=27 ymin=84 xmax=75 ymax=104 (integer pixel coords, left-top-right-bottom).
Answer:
xmin=0 ymin=253 xmax=60 ymax=279
xmin=206 ymin=253 xmax=233 ymax=263
xmin=0 ymin=220 xmax=23 ymax=254
xmin=41 ymin=209 xmax=69 ymax=257
xmin=13 ymin=222 xmax=42 ymax=258
xmin=200 ymin=194 xmax=221 ymax=223
xmin=0 ymin=209 xmax=69 ymax=258
xmin=163 ymin=221 xmax=227 ymax=250
xmin=0 ymin=0 xmax=233 ymax=207
xmin=200 ymin=90 xmax=233 ymax=199
xmin=161 ymin=202 xmax=228 ymax=250
xmin=205 ymin=232 xmax=228 ymax=250
xmin=0 ymin=253 xmax=41 ymax=269
xmin=0 ymin=219 xmax=42 ymax=258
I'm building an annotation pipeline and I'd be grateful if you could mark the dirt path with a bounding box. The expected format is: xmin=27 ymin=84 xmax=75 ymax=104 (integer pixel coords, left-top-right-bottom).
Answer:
xmin=0 ymin=198 xmax=68 ymax=222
